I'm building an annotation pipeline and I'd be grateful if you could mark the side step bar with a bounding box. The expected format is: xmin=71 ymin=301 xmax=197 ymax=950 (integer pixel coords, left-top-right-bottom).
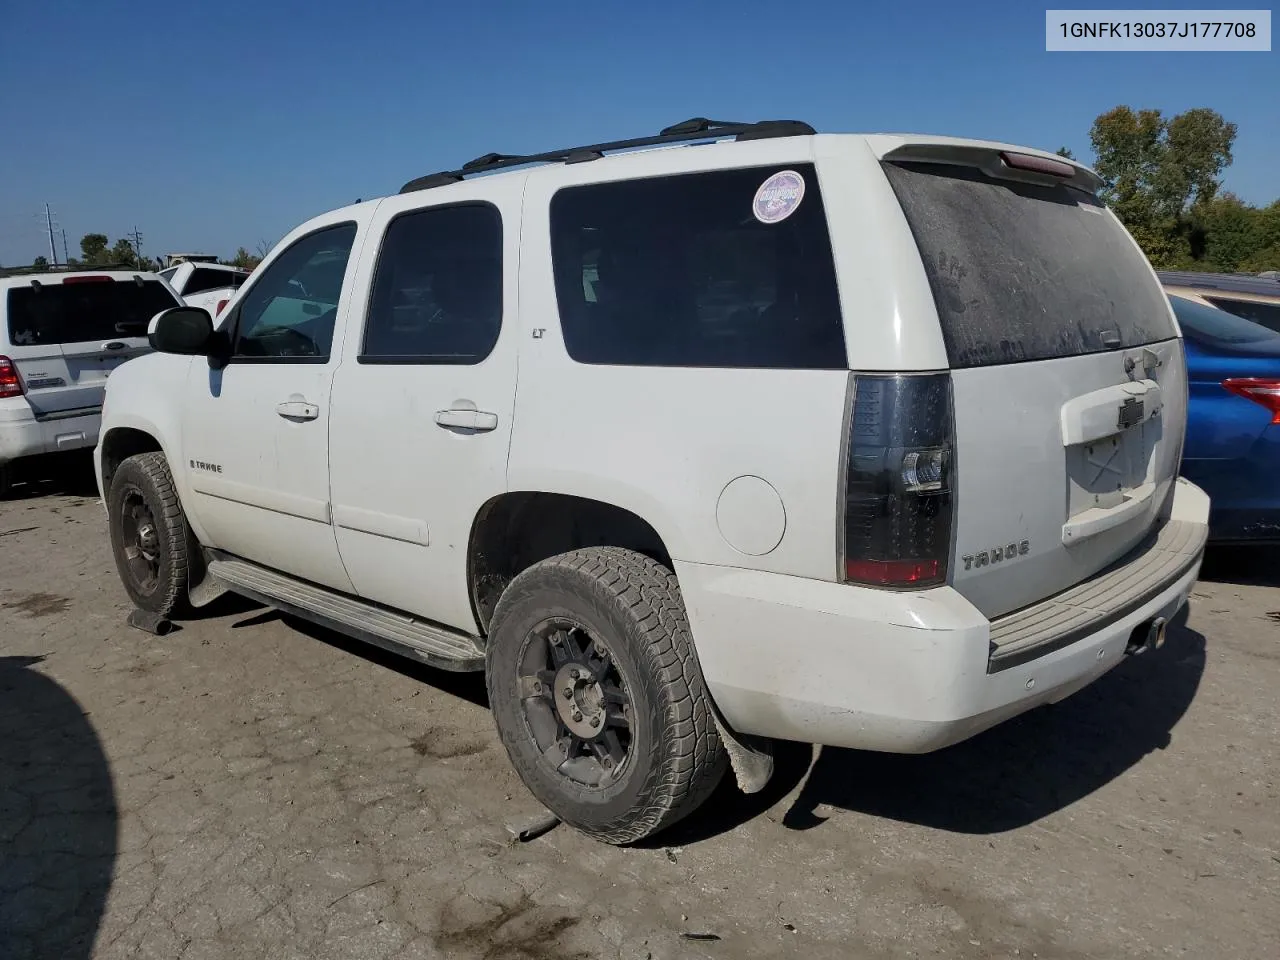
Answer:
xmin=207 ymin=557 xmax=485 ymax=672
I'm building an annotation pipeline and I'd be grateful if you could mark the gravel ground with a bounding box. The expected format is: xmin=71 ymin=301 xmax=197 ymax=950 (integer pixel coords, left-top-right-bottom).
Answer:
xmin=1 ymin=461 xmax=1277 ymax=960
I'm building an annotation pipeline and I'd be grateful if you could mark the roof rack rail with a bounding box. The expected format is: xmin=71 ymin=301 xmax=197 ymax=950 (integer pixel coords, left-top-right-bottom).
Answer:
xmin=399 ymin=117 xmax=816 ymax=194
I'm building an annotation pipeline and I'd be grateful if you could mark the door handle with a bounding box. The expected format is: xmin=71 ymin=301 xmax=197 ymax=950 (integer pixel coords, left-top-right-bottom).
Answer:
xmin=435 ymin=408 xmax=498 ymax=432
xmin=276 ymin=400 xmax=319 ymax=421
xmin=101 ymin=341 xmax=127 ymax=352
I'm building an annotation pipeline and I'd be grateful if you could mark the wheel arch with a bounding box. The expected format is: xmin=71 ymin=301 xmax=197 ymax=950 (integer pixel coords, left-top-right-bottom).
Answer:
xmin=467 ymin=491 xmax=676 ymax=635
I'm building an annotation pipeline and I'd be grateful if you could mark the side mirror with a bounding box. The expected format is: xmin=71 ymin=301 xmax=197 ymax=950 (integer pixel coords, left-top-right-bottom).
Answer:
xmin=148 ymin=307 xmax=213 ymax=355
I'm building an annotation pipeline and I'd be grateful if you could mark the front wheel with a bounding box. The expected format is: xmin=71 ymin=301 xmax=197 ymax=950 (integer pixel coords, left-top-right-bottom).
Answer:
xmin=107 ymin=452 xmax=195 ymax=617
xmin=486 ymin=547 xmax=727 ymax=844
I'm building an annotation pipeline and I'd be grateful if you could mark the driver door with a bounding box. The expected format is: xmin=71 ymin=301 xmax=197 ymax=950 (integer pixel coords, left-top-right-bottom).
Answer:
xmin=180 ymin=218 xmax=366 ymax=591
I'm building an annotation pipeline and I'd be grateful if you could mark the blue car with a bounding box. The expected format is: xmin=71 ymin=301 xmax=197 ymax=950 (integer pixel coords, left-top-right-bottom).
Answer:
xmin=1172 ymin=293 xmax=1280 ymax=542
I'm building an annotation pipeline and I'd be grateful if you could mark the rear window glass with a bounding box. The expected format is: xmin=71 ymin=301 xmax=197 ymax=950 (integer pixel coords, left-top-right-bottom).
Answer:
xmin=1169 ymin=294 xmax=1279 ymax=346
xmin=883 ymin=162 xmax=1176 ymax=368
xmin=6 ymin=279 xmax=178 ymax=346
xmin=1204 ymin=295 xmax=1280 ymax=333
xmin=550 ymin=164 xmax=846 ymax=369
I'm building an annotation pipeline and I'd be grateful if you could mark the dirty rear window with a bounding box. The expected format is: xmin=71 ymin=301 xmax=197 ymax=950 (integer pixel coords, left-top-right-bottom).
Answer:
xmin=6 ymin=279 xmax=179 ymax=346
xmin=883 ymin=162 xmax=1176 ymax=368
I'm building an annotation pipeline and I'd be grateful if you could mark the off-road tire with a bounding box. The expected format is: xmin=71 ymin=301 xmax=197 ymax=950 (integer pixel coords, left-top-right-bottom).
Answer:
xmin=486 ymin=547 xmax=727 ymax=844
xmin=107 ymin=452 xmax=195 ymax=617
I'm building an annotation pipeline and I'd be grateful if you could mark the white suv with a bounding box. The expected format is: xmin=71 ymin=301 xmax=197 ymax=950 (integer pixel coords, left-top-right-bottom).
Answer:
xmin=94 ymin=119 xmax=1210 ymax=843
xmin=1 ymin=267 xmax=178 ymax=496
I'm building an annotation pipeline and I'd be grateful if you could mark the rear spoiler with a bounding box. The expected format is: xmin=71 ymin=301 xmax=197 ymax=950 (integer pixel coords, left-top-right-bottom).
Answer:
xmin=865 ymin=134 xmax=1105 ymax=196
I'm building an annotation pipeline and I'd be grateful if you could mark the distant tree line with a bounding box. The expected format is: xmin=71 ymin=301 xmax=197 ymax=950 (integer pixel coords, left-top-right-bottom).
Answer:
xmin=1072 ymin=106 xmax=1278 ymax=273
xmin=23 ymin=237 xmax=267 ymax=273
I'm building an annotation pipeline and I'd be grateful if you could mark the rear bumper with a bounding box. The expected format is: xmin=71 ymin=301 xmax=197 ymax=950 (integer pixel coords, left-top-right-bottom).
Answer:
xmin=0 ymin=402 xmax=102 ymax=465
xmin=680 ymin=479 xmax=1209 ymax=753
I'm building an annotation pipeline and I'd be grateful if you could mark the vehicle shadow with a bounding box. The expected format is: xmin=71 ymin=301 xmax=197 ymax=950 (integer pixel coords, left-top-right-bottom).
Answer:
xmin=783 ymin=608 xmax=1206 ymax=834
xmin=0 ymin=451 xmax=100 ymax=502
xmin=665 ymin=607 xmax=1206 ymax=843
xmin=0 ymin=656 xmax=117 ymax=960
xmin=233 ymin=608 xmax=490 ymax=709
xmin=1197 ymin=543 xmax=1280 ymax=587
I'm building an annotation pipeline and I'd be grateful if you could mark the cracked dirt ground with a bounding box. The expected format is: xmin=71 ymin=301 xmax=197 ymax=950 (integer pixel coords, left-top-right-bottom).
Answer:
xmin=2 ymin=478 xmax=1278 ymax=959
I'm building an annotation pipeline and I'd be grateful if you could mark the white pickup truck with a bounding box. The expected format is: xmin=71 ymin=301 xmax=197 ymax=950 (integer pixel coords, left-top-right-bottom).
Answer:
xmin=95 ymin=119 xmax=1209 ymax=844
xmin=158 ymin=261 xmax=249 ymax=318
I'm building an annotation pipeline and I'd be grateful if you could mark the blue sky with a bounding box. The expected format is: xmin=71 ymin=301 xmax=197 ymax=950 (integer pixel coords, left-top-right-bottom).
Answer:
xmin=1 ymin=0 xmax=1275 ymax=266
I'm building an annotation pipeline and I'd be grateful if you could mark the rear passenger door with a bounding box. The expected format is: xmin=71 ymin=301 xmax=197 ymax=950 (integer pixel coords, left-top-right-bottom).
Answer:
xmin=328 ymin=180 xmax=522 ymax=632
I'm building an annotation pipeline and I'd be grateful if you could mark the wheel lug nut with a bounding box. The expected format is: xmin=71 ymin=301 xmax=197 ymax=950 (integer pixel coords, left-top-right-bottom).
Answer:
xmin=562 ymin=687 xmax=573 ymax=698
xmin=572 ymin=710 xmax=583 ymax=722
xmin=590 ymin=716 xmax=601 ymax=728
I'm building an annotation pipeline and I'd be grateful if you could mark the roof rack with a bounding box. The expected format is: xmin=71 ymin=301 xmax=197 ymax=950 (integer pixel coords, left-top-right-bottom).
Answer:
xmin=399 ymin=117 xmax=816 ymax=194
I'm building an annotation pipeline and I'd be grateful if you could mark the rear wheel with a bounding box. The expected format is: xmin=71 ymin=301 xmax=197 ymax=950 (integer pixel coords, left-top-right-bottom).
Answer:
xmin=486 ymin=547 xmax=726 ymax=844
xmin=107 ymin=452 xmax=194 ymax=617
xmin=0 ymin=462 xmax=11 ymax=499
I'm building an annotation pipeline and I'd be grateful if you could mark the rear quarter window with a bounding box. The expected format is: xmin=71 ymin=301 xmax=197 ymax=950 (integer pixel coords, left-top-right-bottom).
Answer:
xmin=550 ymin=164 xmax=846 ymax=369
xmin=883 ymin=162 xmax=1176 ymax=368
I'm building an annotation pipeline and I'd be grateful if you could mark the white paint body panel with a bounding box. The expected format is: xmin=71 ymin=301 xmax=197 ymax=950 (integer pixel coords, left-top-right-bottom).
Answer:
xmin=684 ymin=480 xmax=1207 ymax=751
xmin=327 ymin=176 xmax=525 ymax=633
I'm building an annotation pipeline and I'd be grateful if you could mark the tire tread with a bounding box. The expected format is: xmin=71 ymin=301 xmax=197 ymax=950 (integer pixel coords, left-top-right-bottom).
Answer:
xmin=488 ymin=546 xmax=726 ymax=844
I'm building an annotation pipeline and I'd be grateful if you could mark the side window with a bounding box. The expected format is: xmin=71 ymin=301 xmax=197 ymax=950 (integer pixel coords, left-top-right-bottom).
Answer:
xmin=185 ymin=268 xmax=237 ymax=296
xmin=361 ymin=204 xmax=502 ymax=364
xmin=231 ymin=223 xmax=357 ymax=360
xmin=550 ymin=165 xmax=846 ymax=369
xmin=1205 ymin=296 xmax=1280 ymax=333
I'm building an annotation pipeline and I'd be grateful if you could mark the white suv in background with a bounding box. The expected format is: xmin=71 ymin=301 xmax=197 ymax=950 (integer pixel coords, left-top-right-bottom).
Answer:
xmin=159 ymin=261 xmax=250 ymax=317
xmin=0 ymin=267 xmax=178 ymax=496
xmin=94 ymin=119 xmax=1209 ymax=844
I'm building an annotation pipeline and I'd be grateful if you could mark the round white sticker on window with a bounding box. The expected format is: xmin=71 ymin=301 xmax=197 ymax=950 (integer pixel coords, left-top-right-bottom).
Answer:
xmin=752 ymin=170 xmax=806 ymax=224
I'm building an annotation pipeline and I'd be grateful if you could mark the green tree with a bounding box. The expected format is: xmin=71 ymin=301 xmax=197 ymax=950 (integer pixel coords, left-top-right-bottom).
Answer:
xmin=32 ymin=255 xmax=49 ymax=270
xmin=80 ymin=233 xmax=110 ymax=265
xmin=1089 ymin=106 xmax=1237 ymax=268
xmin=1197 ymin=194 xmax=1260 ymax=272
xmin=227 ymin=246 xmax=261 ymax=270
xmin=1055 ymin=146 xmax=1075 ymax=160
xmin=110 ymin=238 xmax=140 ymax=267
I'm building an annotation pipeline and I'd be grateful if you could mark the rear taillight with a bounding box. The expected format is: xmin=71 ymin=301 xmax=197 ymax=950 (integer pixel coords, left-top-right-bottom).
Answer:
xmin=0 ymin=356 xmax=24 ymax=399
xmin=1223 ymin=378 xmax=1280 ymax=424
xmin=842 ymin=373 xmax=954 ymax=589
xmin=215 ymin=299 xmax=229 ymax=316
xmin=61 ymin=275 xmax=114 ymax=284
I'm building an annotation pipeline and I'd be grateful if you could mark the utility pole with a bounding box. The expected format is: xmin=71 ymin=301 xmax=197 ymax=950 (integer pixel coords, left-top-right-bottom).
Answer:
xmin=44 ymin=204 xmax=58 ymax=265
xmin=128 ymin=226 xmax=144 ymax=267
xmin=61 ymin=229 xmax=69 ymax=265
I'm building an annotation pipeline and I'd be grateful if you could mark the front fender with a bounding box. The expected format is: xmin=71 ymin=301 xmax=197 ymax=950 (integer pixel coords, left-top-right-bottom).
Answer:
xmin=97 ymin=354 xmax=212 ymax=546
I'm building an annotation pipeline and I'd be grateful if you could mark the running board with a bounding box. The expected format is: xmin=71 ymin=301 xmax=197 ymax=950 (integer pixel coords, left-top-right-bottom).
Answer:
xmin=207 ymin=558 xmax=485 ymax=672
